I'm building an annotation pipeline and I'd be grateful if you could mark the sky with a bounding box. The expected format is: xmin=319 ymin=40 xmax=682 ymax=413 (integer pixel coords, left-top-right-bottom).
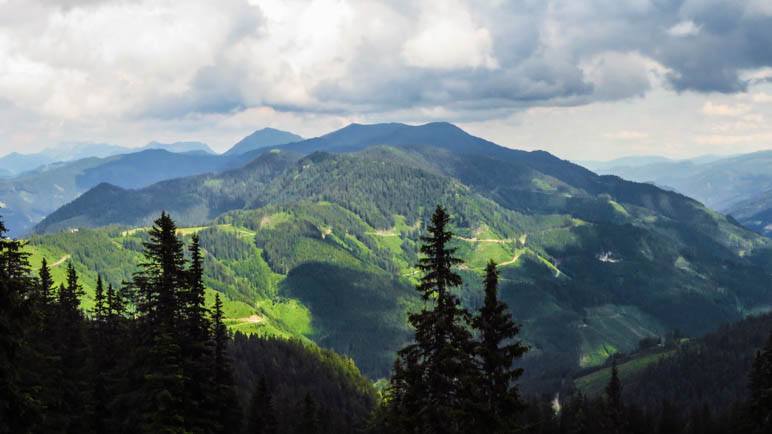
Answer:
xmin=1 ymin=0 xmax=772 ymax=161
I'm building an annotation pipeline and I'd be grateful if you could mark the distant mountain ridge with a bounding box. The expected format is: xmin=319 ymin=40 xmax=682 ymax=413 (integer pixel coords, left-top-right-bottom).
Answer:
xmin=585 ymin=151 xmax=772 ymax=234
xmin=225 ymin=128 xmax=302 ymax=155
xmin=0 ymin=141 xmax=213 ymax=177
xmin=0 ymin=128 xmax=304 ymax=236
xmin=142 ymin=141 xmax=214 ymax=154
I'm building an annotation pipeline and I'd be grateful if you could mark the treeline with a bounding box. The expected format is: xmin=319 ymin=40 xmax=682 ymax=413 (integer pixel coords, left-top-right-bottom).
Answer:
xmin=5 ymin=206 xmax=772 ymax=433
xmin=0 ymin=214 xmax=374 ymax=434
xmin=628 ymin=313 xmax=772 ymax=410
xmin=518 ymin=336 xmax=772 ymax=434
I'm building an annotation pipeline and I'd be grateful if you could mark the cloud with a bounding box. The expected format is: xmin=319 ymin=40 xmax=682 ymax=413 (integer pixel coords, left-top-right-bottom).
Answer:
xmin=2 ymin=0 xmax=772 ymax=154
xmin=402 ymin=0 xmax=498 ymax=70
xmin=695 ymin=131 xmax=772 ymax=146
xmin=668 ymin=21 xmax=701 ymax=37
xmin=604 ymin=130 xmax=649 ymax=141
xmin=702 ymin=101 xmax=751 ymax=117
xmin=752 ymin=92 xmax=772 ymax=103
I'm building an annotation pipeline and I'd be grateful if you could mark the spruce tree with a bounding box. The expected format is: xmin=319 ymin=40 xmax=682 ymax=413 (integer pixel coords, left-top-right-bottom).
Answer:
xmin=182 ymin=234 xmax=217 ymax=432
xmin=472 ymin=260 xmax=528 ymax=432
xmin=212 ymin=293 xmax=242 ymax=433
xmin=37 ymin=258 xmax=54 ymax=305
xmin=389 ymin=205 xmax=477 ymax=433
xmin=93 ymin=275 xmax=106 ymax=323
xmin=0 ymin=218 xmax=37 ymax=432
xmin=89 ymin=275 xmax=111 ymax=433
xmin=604 ymin=359 xmax=626 ymax=434
xmin=750 ymin=332 xmax=772 ymax=432
xmin=246 ymin=377 xmax=277 ymax=434
xmin=55 ymin=263 xmax=90 ymax=432
xmin=131 ymin=212 xmax=187 ymax=433
xmin=298 ymin=392 xmax=320 ymax=434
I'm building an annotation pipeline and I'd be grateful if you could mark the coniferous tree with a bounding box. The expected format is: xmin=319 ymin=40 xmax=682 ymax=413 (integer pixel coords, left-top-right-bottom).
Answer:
xmin=246 ymin=377 xmax=277 ymax=434
xmin=37 ymin=258 xmax=54 ymax=306
xmin=22 ymin=258 xmax=58 ymax=430
xmin=94 ymin=275 xmax=106 ymax=323
xmin=182 ymin=234 xmax=217 ymax=432
xmin=472 ymin=260 xmax=527 ymax=432
xmin=604 ymin=359 xmax=626 ymax=434
xmin=212 ymin=293 xmax=242 ymax=433
xmin=130 ymin=212 xmax=187 ymax=433
xmin=749 ymin=332 xmax=772 ymax=432
xmin=389 ymin=205 xmax=477 ymax=433
xmin=0 ymin=218 xmax=37 ymax=432
xmin=89 ymin=275 xmax=110 ymax=433
xmin=298 ymin=392 xmax=320 ymax=434
xmin=55 ymin=263 xmax=90 ymax=432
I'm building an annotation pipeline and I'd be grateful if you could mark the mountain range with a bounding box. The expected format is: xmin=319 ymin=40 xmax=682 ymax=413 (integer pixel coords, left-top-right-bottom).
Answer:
xmin=0 ymin=131 xmax=301 ymax=236
xmin=22 ymin=122 xmax=772 ymax=389
xmin=585 ymin=152 xmax=772 ymax=236
xmin=0 ymin=141 xmax=215 ymax=178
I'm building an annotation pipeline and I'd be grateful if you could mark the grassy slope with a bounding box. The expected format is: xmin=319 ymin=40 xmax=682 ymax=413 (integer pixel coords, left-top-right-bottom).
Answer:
xmin=574 ymin=348 xmax=675 ymax=396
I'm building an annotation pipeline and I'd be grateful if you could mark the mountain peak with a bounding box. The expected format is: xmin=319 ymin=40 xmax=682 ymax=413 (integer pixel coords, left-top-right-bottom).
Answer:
xmin=225 ymin=128 xmax=303 ymax=156
xmin=142 ymin=141 xmax=214 ymax=155
xmin=282 ymin=121 xmax=498 ymax=156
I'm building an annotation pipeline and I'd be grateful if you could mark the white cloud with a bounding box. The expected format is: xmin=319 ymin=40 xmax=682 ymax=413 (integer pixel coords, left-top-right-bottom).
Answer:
xmin=667 ymin=20 xmax=700 ymax=37
xmin=695 ymin=132 xmax=772 ymax=146
xmin=402 ymin=0 xmax=498 ymax=70
xmin=604 ymin=130 xmax=649 ymax=140
xmin=701 ymin=102 xmax=751 ymax=117
xmin=752 ymin=93 xmax=772 ymax=103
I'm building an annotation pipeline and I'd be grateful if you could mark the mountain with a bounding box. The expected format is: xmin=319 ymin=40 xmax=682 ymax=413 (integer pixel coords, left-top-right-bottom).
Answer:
xmin=586 ymin=151 xmax=772 ymax=235
xmin=142 ymin=140 xmax=215 ymax=154
xmin=0 ymin=152 xmax=56 ymax=177
xmin=0 ymin=149 xmax=260 ymax=237
xmin=0 ymin=141 xmax=214 ymax=179
xmin=0 ymin=143 xmax=138 ymax=177
xmin=224 ymin=128 xmax=302 ymax=156
xmin=580 ymin=155 xmax=676 ymax=172
xmin=726 ymin=191 xmax=772 ymax=236
xmin=51 ymin=143 xmax=134 ymax=160
xmin=585 ymin=151 xmax=772 ymax=213
xmin=29 ymin=122 xmax=772 ymax=388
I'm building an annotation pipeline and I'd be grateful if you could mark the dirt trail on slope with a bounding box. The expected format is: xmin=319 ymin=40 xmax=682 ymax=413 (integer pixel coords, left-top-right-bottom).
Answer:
xmin=499 ymin=251 xmax=525 ymax=267
xmin=51 ymin=254 xmax=71 ymax=267
xmin=456 ymin=236 xmax=516 ymax=244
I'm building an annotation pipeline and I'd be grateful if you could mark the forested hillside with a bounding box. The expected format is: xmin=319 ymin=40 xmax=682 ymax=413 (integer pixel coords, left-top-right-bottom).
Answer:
xmin=28 ymin=123 xmax=772 ymax=391
xmin=0 ymin=214 xmax=377 ymax=433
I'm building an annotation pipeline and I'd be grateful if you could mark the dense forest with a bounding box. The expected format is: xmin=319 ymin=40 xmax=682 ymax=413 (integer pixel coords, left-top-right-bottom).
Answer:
xmin=0 ymin=213 xmax=374 ymax=433
xmin=3 ymin=207 xmax=772 ymax=433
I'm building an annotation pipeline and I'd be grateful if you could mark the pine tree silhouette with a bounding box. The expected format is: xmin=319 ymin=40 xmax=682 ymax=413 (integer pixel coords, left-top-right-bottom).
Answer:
xmin=472 ymin=260 xmax=528 ymax=432
xmin=131 ymin=212 xmax=187 ymax=433
xmin=604 ymin=358 xmax=626 ymax=434
xmin=389 ymin=205 xmax=477 ymax=433
xmin=182 ymin=234 xmax=217 ymax=432
xmin=246 ymin=377 xmax=278 ymax=434
xmin=750 ymin=332 xmax=772 ymax=432
xmin=0 ymin=218 xmax=37 ymax=432
xmin=212 ymin=293 xmax=242 ymax=432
